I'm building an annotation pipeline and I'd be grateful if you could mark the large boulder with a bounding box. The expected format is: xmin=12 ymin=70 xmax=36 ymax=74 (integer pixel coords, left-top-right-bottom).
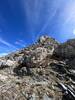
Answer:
xmin=0 ymin=59 xmax=17 ymax=69
xmin=53 ymin=39 xmax=75 ymax=69
xmin=53 ymin=39 xmax=75 ymax=59
xmin=30 ymin=47 xmax=54 ymax=62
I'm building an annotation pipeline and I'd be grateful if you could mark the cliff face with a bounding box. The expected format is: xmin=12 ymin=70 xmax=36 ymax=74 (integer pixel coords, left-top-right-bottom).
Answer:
xmin=53 ymin=39 xmax=75 ymax=59
xmin=0 ymin=36 xmax=75 ymax=100
xmin=53 ymin=39 xmax=75 ymax=69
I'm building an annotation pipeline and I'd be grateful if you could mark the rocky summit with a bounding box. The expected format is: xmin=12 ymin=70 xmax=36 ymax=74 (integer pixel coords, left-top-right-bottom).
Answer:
xmin=0 ymin=35 xmax=75 ymax=100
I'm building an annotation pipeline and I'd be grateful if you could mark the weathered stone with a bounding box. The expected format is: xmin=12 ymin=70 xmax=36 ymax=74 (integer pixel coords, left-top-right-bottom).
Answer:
xmin=53 ymin=39 xmax=75 ymax=59
xmin=0 ymin=35 xmax=75 ymax=100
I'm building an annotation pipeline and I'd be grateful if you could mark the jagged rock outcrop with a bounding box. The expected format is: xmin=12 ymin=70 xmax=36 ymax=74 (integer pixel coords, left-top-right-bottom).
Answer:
xmin=3 ymin=35 xmax=59 ymax=68
xmin=37 ymin=35 xmax=59 ymax=47
xmin=53 ymin=39 xmax=75 ymax=59
xmin=0 ymin=59 xmax=16 ymax=68
xmin=53 ymin=39 xmax=75 ymax=69
xmin=22 ymin=36 xmax=59 ymax=67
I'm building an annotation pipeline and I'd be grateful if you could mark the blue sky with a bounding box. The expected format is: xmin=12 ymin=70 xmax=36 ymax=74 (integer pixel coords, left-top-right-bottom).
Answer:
xmin=0 ymin=0 xmax=75 ymax=56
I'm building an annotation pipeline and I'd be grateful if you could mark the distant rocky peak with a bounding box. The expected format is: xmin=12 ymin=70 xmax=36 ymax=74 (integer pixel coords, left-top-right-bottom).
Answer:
xmin=37 ymin=35 xmax=59 ymax=48
xmin=37 ymin=35 xmax=49 ymax=43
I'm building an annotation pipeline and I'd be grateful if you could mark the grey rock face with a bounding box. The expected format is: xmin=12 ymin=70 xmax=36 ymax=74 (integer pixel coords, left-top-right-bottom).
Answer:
xmin=53 ymin=38 xmax=75 ymax=70
xmin=53 ymin=39 xmax=75 ymax=59
xmin=67 ymin=58 xmax=75 ymax=69
xmin=0 ymin=59 xmax=16 ymax=68
xmin=24 ymin=47 xmax=53 ymax=67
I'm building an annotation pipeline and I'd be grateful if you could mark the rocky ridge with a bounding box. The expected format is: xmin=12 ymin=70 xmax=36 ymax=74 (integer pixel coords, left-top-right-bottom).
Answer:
xmin=0 ymin=36 xmax=75 ymax=100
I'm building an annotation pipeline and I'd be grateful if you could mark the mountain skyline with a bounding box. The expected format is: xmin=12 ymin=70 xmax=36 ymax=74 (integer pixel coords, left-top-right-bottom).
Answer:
xmin=0 ymin=0 xmax=75 ymax=56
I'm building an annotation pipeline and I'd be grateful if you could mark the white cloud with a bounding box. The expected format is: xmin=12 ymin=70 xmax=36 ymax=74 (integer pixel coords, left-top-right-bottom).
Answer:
xmin=39 ymin=1 xmax=62 ymax=33
xmin=73 ymin=29 xmax=75 ymax=35
xmin=61 ymin=1 xmax=75 ymax=26
xmin=15 ymin=40 xmax=26 ymax=47
xmin=21 ymin=0 xmax=62 ymax=33
xmin=0 ymin=38 xmax=11 ymax=46
xmin=0 ymin=53 xmax=8 ymax=57
xmin=0 ymin=38 xmax=18 ymax=57
xmin=0 ymin=38 xmax=17 ymax=49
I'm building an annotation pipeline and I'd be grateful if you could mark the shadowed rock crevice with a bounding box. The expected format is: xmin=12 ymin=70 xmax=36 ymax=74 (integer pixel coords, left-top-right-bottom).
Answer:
xmin=13 ymin=64 xmax=32 ymax=76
